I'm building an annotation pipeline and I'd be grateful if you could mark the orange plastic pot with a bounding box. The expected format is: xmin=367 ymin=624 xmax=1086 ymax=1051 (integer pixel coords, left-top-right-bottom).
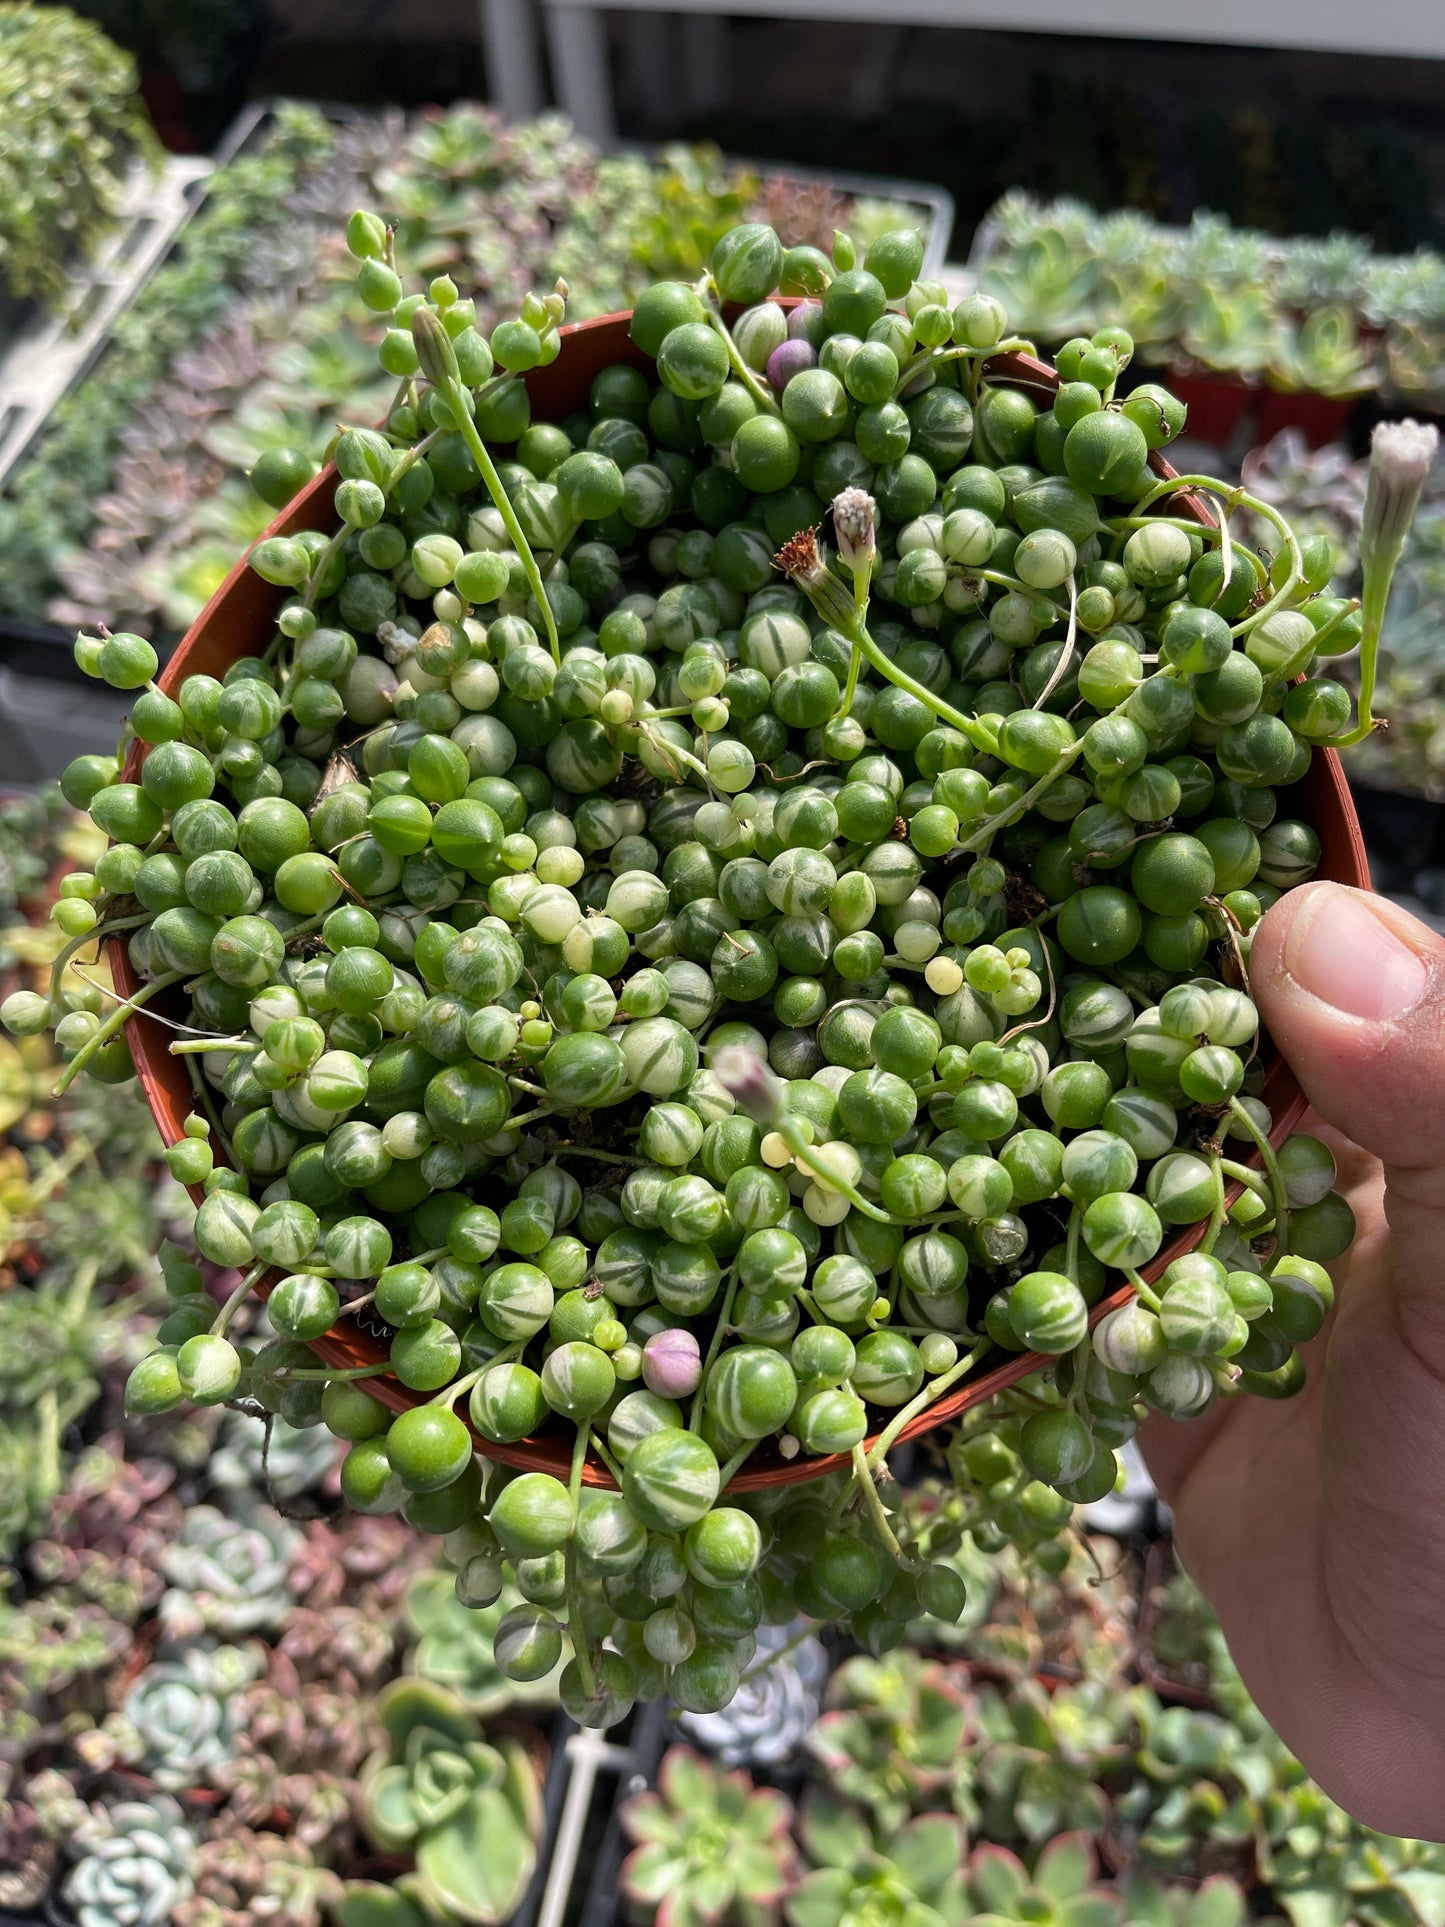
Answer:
xmin=112 ymin=311 xmax=1371 ymax=1493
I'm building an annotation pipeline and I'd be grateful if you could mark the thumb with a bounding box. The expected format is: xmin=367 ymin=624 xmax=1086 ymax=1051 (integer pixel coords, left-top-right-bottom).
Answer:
xmin=1251 ymin=880 xmax=1445 ymax=1273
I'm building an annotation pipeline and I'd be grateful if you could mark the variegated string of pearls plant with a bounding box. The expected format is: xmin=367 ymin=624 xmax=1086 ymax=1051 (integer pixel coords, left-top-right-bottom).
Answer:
xmin=5 ymin=209 xmax=1434 ymax=1728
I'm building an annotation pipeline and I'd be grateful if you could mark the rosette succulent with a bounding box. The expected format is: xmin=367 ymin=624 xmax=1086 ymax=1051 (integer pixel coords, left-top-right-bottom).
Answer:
xmin=119 ymin=1642 xmax=262 ymax=1791
xmin=955 ymin=1676 xmax=1140 ymax=1848
xmin=807 ymin=1651 xmax=972 ymax=1834
xmin=21 ymin=195 xmax=1395 ymax=1730
xmin=964 ymin=1833 xmax=1122 ymax=1927
xmin=621 ymin=1746 xmax=799 ymax=1927
xmin=63 ymin=1796 xmax=197 ymax=1927
xmin=207 ymin=1407 xmax=340 ymax=1501
xmin=158 ymin=1500 xmax=299 ymax=1640
xmin=173 ymin=1828 xmax=343 ymax=1927
xmin=786 ymin=1790 xmax=967 ymax=1927
xmin=358 ymin=1676 xmax=543 ymax=1924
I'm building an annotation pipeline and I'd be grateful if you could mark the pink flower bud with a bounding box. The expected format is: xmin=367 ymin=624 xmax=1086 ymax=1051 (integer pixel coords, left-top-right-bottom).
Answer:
xmin=711 ymin=1045 xmax=784 ymax=1126
xmin=642 ymin=1328 xmax=702 ymax=1400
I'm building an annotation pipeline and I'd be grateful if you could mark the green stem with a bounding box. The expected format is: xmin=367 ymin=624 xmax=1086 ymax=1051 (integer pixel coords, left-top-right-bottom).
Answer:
xmin=636 ymin=723 xmax=714 ymax=790
xmin=441 ymin=379 xmax=562 ymax=664
xmin=47 ymin=912 xmax=150 ymax=1006
xmin=427 ymin=1362 xmax=492 ymax=1409
xmin=170 ymin=1034 xmax=254 ymax=1056
xmin=1227 ymin=1098 xmax=1290 ymax=1254
xmin=273 ymin=1361 xmax=393 ymax=1381
xmin=1128 ymin=474 xmax=1304 ymax=641
xmin=52 ymin=969 xmax=186 ymax=1096
xmin=849 ymin=1441 xmax=918 ymax=1570
xmin=1329 ymin=585 xmax=1387 ymax=747
xmin=836 ymin=635 xmax=859 ymax=720
xmin=185 ymin=1054 xmax=234 ymax=1165
xmin=554 ymin=1144 xmax=640 ymax=1165
xmin=890 ymin=337 xmax=1035 ymax=400
xmin=1219 ymin=1157 xmax=1273 ymax=1200
xmin=738 ymin=1624 xmax=815 ymax=1684
xmin=718 ymin=1440 xmax=758 ymax=1487
xmin=688 ymin=1267 xmax=740 ymax=1433
xmin=1064 ymin=1204 xmax=1083 ymax=1285
xmin=1126 ymin=1268 xmax=1163 ymax=1313
xmin=696 ymin=285 xmax=780 ymax=416
xmin=299 ymin=523 xmax=350 ymax=616
xmin=212 ymin=1261 xmax=268 ymax=1337
xmin=851 ymin=624 xmax=982 ymax=742
xmin=777 ymin=1116 xmax=895 ymax=1224
xmin=960 ymin=745 xmax=1085 ymax=854
xmin=588 ymin=1426 xmax=626 ymax=1484
xmin=1201 ymin=1152 xmax=1229 ymax=1256
xmin=866 ymin=1338 xmax=989 ymax=1470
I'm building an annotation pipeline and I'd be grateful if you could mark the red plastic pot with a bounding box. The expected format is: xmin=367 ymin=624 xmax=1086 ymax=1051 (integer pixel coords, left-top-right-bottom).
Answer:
xmin=1159 ymin=367 xmax=1259 ymax=449
xmin=111 ymin=312 xmax=1371 ymax=1493
xmin=1253 ymin=385 xmax=1359 ymax=451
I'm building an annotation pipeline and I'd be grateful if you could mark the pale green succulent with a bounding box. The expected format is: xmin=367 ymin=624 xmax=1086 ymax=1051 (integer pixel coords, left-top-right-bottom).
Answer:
xmin=786 ymin=1789 xmax=968 ymax=1927
xmin=955 ymin=1677 xmax=1140 ymax=1849
xmin=158 ymin=1499 xmax=298 ymax=1639
xmin=359 ymin=1676 xmax=544 ymax=1925
xmin=63 ymin=1796 xmax=197 ymax=1927
xmin=621 ymin=1746 xmax=799 ymax=1927
xmin=118 ymin=1643 xmax=262 ymax=1792
xmin=964 ymin=1832 xmax=1122 ymax=1927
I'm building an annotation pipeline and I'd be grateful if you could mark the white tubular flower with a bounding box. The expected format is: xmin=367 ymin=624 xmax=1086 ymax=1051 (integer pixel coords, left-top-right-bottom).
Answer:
xmin=1361 ymin=419 xmax=1439 ymax=576
xmin=832 ymin=487 xmax=877 ymax=578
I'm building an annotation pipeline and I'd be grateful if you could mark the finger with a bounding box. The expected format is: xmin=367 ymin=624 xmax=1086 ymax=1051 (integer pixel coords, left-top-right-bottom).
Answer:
xmin=1252 ymin=881 xmax=1445 ymax=1340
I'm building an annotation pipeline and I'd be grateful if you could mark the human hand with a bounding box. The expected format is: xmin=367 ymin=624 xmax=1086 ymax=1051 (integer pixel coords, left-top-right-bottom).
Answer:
xmin=1143 ymin=879 xmax=1445 ymax=1839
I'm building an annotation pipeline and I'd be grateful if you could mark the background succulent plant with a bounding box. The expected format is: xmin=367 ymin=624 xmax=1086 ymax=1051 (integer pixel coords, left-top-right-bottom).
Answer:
xmin=787 ymin=1790 xmax=968 ymax=1927
xmin=805 ymin=1651 xmax=972 ymax=1836
xmin=957 ymin=1678 xmax=1139 ymax=1849
xmin=622 ymin=1745 xmax=800 ymax=1927
xmin=964 ymin=1831 xmax=1123 ymax=1927
xmin=0 ymin=2 xmax=160 ymax=306
xmin=116 ymin=1642 xmax=263 ymax=1793
xmin=357 ymin=1676 xmax=544 ymax=1926
xmin=62 ymin=1794 xmax=198 ymax=1927
xmin=158 ymin=1500 xmax=299 ymax=1641
xmin=0 ymin=101 xmax=928 ymax=639
xmin=173 ymin=1827 xmax=343 ymax=1927
xmin=970 ymin=191 xmax=1443 ymax=402
xmin=215 ymin=1640 xmax=378 ymax=1852
xmin=206 ymin=1407 xmax=340 ymax=1506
